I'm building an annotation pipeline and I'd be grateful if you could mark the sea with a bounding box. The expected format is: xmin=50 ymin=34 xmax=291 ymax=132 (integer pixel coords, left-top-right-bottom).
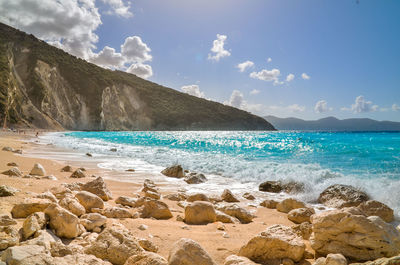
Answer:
xmin=34 ymin=131 xmax=400 ymax=217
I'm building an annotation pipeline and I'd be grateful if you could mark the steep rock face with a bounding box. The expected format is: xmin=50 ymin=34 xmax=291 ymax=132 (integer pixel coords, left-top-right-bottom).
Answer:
xmin=0 ymin=23 xmax=276 ymax=131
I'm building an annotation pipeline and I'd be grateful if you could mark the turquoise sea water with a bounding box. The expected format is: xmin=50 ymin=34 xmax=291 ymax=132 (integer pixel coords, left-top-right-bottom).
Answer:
xmin=48 ymin=131 xmax=400 ymax=215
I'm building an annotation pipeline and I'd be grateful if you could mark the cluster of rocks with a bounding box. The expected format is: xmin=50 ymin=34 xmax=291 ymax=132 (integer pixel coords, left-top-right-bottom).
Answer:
xmin=161 ymin=165 xmax=208 ymax=184
xmin=1 ymin=162 xmax=59 ymax=180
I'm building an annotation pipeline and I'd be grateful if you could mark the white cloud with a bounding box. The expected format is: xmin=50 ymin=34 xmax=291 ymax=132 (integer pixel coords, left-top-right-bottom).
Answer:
xmin=236 ymin=60 xmax=254 ymax=72
xmin=314 ymin=100 xmax=332 ymax=113
xmin=181 ymin=85 xmax=205 ymax=98
xmin=121 ymin=36 xmax=152 ymax=63
xmin=301 ymin=73 xmax=310 ymax=80
xmin=267 ymin=57 xmax=272 ymax=63
xmin=392 ymin=104 xmax=400 ymax=111
xmin=250 ymin=89 xmax=260 ymax=95
xmin=225 ymin=90 xmax=244 ymax=109
xmin=249 ymin=69 xmax=281 ymax=85
xmin=286 ymin=73 xmax=295 ymax=82
xmin=126 ymin=63 xmax=153 ymax=79
xmin=101 ymin=0 xmax=133 ymax=18
xmin=350 ymin=95 xmax=378 ymax=113
xmin=287 ymin=104 xmax=306 ymax=113
xmin=89 ymin=46 xmax=124 ymax=68
xmin=208 ymin=34 xmax=231 ymax=61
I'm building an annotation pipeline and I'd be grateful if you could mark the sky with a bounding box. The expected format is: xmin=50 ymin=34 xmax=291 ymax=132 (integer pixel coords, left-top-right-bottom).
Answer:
xmin=0 ymin=0 xmax=400 ymax=121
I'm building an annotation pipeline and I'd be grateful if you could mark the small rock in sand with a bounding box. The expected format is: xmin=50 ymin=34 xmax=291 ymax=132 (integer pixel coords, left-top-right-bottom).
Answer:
xmin=184 ymin=172 xmax=207 ymax=184
xmin=2 ymin=146 xmax=14 ymax=152
xmin=276 ymin=198 xmax=306 ymax=213
xmin=1 ymin=167 xmax=22 ymax=177
xmin=140 ymin=199 xmax=173 ymax=220
xmin=81 ymin=176 xmax=112 ymax=201
xmin=61 ymin=165 xmax=73 ymax=172
xmin=184 ymin=201 xmax=216 ymax=225
xmin=186 ymin=193 xmax=210 ymax=202
xmin=70 ymin=169 xmax=86 ymax=178
xmin=221 ymin=189 xmax=240 ymax=203
xmin=42 ymin=175 xmax=57 ymax=180
xmin=75 ymin=191 xmax=104 ymax=212
xmin=0 ymin=185 xmax=19 ymax=196
xmin=7 ymin=162 xmax=18 ymax=167
xmin=243 ymin=192 xmax=255 ymax=200
xmin=260 ymin=199 xmax=278 ymax=209
xmin=168 ymin=238 xmax=217 ymax=265
xmin=86 ymin=153 xmax=92 ymax=157
xmin=138 ymin=224 xmax=148 ymax=231
xmin=30 ymin=163 xmax=46 ymax=176
xmin=161 ymin=165 xmax=184 ymax=178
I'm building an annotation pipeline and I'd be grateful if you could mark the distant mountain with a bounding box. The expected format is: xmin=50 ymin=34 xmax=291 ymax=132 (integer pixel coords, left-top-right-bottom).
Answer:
xmin=264 ymin=115 xmax=400 ymax=131
xmin=0 ymin=23 xmax=275 ymax=131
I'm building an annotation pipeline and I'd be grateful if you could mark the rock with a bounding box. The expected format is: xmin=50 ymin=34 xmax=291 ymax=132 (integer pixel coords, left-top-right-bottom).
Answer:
xmin=325 ymin=253 xmax=347 ymax=265
xmin=63 ymin=182 xmax=84 ymax=191
xmin=161 ymin=165 xmax=184 ymax=178
xmin=350 ymin=256 xmax=400 ymax=265
xmin=144 ymin=190 xmax=161 ymax=200
xmin=283 ymin=181 xmax=305 ymax=194
xmin=176 ymin=215 xmax=184 ymax=222
xmin=186 ymin=193 xmax=210 ymax=202
xmin=276 ymin=198 xmax=306 ymax=213
xmin=2 ymin=146 xmax=14 ymax=152
xmin=22 ymin=212 xmax=47 ymax=239
xmin=70 ymin=169 xmax=86 ymax=178
xmin=11 ymin=198 xmax=52 ymax=218
xmin=7 ymin=162 xmax=18 ymax=166
xmin=184 ymin=201 xmax=216 ymax=225
xmin=75 ymin=191 xmax=104 ymax=212
xmin=50 ymin=186 xmax=73 ymax=199
xmin=49 ymin=241 xmax=84 ymax=257
xmin=165 ymin=193 xmax=187 ymax=201
xmin=260 ymin=199 xmax=278 ymax=209
xmin=116 ymin=196 xmax=144 ymax=208
xmin=138 ymin=224 xmax=148 ymax=231
xmin=0 ymin=226 xmax=19 ymax=250
xmin=168 ymin=238 xmax=217 ymax=265
xmin=85 ymin=223 xmax=144 ymax=265
xmin=1 ymin=167 xmax=22 ymax=177
xmin=34 ymin=191 xmax=57 ymax=202
xmin=59 ymin=195 xmax=86 ymax=217
xmin=102 ymin=207 xmax=133 ymax=218
xmin=124 ymin=251 xmax=167 ymax=265
xmin=216 ymin=210 xmax=237 ymax=223
xmin=318 ymin=184 xmax=369 ymax=208
xmin=137 ymin=238 xmax=158 ymax=253
xmin=0 ymin=214 xmax=17 ymax=226
xmin=142 ymin=179 xmax=158 ymax=193
xmin=282 ymin=258 xmax=295 ymax=265
xmin=80 ymin=213 xmax=107 ymax=231
xmin=61 ymin=165 xmax=73 ymax=172
xmin=292 ymin=222 xmax=312 ymax=240
xmin=110 ymin=148 xmax=117 ymax=152
xmin=1 ymin=245 xmax=45 ymax=264
xmin=86 ymin=153 xmax=92 ymax=157
xmin=287 ymin=207 xmax=315 ymax=224
xmin=43 ymin=175 xmax=57 ymax=180
xmin=259 ymin=181 xmax=283 ymax=193
xmin=218 ymin=204 xmax=254 ymax=224
xmin=357 ymin=200 xmax=394 ymax=223
xmin=13 ymin=149 xmax=22 ymax=154
xmin=45 ymin=203 xmax=83 ymax=239
xmin=140 ymin=199 xmax=172 ymax=219
xmin=126 ymin=169 xmax=135 ymax=172
xmin=0 ymin=185 xmax=18 ymax=196
xmin=239 ymin=224 xmax=305 ymax=262
xmin=243 ymin=193 xmax=255 ymax=200
xmin=30 ymin=163 xmax=46 ymax=176
xmin=184 ymin=173 xmax=207 ymax=184
xmin=81 ymin=177 xmax=112 ymax=201
xmin=224 ymin=255 xmax=258 ymax=265
xmin=221 ymin=189 xmax=240 ymax=203
xmin=310 ymin=207 xmax=400 ymax=261
xmin=20 ymin=229 xmax=61 ymax=250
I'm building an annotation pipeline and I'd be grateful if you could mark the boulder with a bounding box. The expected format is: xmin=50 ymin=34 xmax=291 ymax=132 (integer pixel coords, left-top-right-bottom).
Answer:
xmin=7 ymin=162 xmax=18 ymax=166
xmin=224 ymin=255 xmax=258 ymax=265
xmin=221 ymin=189 xmax=240 ymax=203
xmin=243 ymin=193 xmax=255 ymax=200
xmin=287 ymin=207 xmax=315 ymax=224
xmin=102 ymin=207 xmax=133 ymax=218
xmin=239 ymin=224 xmax=305 ymax=262
xmin=21 ymin=229 xmax=61 ymax=250
xmin=216 ymin=210 xmax=237 ymax=223
xmin=45 ymin=203 xmax=83 ymax=239
xmin=184 ymin=173 xmax=207 ymax=184
xmin=81 ymin=177 xmax=112 ymax=201
xmin=0 ymin=185 xmax=18 ymax=196
xmin=357 ymin=200 xmax=394 ymax=223
xmin=54 ymin=253 xmax=113 ymax=265
xmin=283 ymin=181 xmax=305 ymax=194
xmin=34 ymin=191 xmax=57 ymax=202
xmin=50 ymin=185 xmax=73 ymax=199
xmin=75 ymin=191 xmax=104 ymax=212
xmin=137 ymin=238 xmax=158 ymax=253
xmin=259 ymin=181 xmax=283 ymax=193
xmin=80 ymin=213 xmax=107 ymax=231
xmin=218 ymin=204 xmax=253 ymax=224
xmin=144 ymin=190 xmax=161 ymax=200
xmin=70 ymin=169 xmax=86 ymax=178
xmin=49 ymin=241 xmax=84 ymax=257
xmin=142 ymin=179 xmax=158 ymax=193
xmin=124 ymin=252 xmax=167 ymax=265
xmin=351 ymin=256 xmax=400 ymax=265
xmin=59 ymin=195 xmax=86 ymax=217
xmin=276 ymin=198 xmax=306 ymax=213
xmin=140 ymin=199 xmax=172 ymax=219
xmin=187 ymin=193 xmax=210 ymax=202
xmin=260 ymin=199 xmax=278 ymax=209
xmin=85 ymin=223 xmax=144 ymax=265
xmin=11 ymin=198 xmax=52 ymax=218
xmin=1 ymin=167 xmax=22 ymax=177
xmin=318 ymin=184 xmax=369 ymax=208
xmin=22 ymin=212 xmax=47 ymax=239
xmin=184 ymin=201 xmax=216 ymax=225
xmin=168 ymin=238 xmax=217 ymax=265
xmin=292 ymin=222 xmax=312 ymax=240
xmin=0 ymin=226 xmax=19 ymax=250
xmin=0 ymin=214 xmax=17 ymax=226
xmin=314 ymin=254 xmax=347 ymax=265
xmin=1 ymin=245 xmax=46 ymax=264
xmin=165 ymin=193 xmax=187 ymax=201
xmin=61 ymin=165 xmax=73 ymax=172
xmin=116 ymin=196 xmax=144 ymax=208
xmin=161 ymin=165 xmax=184 ymax=178
xmin=310 ymin=207 xmax=400 ymax=261
xmin=63 ymin=182 xmax=84 ymax=191
xmin=30 ymin=163 xmax=46 ymax=176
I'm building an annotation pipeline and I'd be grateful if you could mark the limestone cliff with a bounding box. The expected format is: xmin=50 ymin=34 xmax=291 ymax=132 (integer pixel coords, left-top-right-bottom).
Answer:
xmin=0 ymin=23 xmax=275 ymax=131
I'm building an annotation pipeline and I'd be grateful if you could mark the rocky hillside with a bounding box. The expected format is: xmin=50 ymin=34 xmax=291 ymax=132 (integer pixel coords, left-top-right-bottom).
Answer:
xmin=0 ymin=23 xmax=275 ymax=131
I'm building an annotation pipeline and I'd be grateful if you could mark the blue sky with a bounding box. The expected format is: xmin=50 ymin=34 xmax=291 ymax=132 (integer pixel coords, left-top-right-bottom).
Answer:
xmin=1 ymin=0 xmax=400 ymax=121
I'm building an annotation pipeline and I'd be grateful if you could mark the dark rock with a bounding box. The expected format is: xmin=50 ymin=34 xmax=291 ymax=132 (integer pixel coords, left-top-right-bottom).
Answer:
xmin=318 ymin=184 xmax=369 ymax=208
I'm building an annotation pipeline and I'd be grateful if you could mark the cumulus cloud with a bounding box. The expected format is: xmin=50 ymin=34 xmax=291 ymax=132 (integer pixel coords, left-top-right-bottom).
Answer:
xmin=121 ymin=36 xmax=152 ymax=63
xmin=126 ymin=63 xmax=153 ymax=79
xmin=101 ymin=0 xmax=133 ymax=18
xmin=236 ymin=60 xmax=254 ymax=72
xmin=181 ymin=85 xmax=205 ymax=98
xmin=314 ymin=100 xmax=332 ymax=113
xmin=225 ymin=90 xmax=245 ymax=109
xmin=208 ymin=34 xmax=231 ymax=61
xmin=250 ymin=89 xmax=260 ymax=95
xmin=349 ymin=95 xmax=378 ymax=113
xmin=89 ymin=46 xmax=125 ymax=68
xmin=301 ymin=73 xmax=310 ymax=80
xmin=267 ymin=57 xmax=272 ymax=63
xmin=249 ymin=69 xmax=281 ymax=85
xmin=392 ymin=104 xmax=400 ymax=111
xmin=286 ymin=73 xmax=295 ymax=82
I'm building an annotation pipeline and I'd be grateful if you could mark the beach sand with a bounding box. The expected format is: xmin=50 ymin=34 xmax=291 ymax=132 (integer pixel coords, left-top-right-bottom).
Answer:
xmin=0 ymin=132 xmax=314 ymax=264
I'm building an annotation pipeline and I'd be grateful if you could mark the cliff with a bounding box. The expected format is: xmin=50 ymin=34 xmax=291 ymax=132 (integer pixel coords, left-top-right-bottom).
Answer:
xmin=0 ymin=23 xmax=275 ymax=131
